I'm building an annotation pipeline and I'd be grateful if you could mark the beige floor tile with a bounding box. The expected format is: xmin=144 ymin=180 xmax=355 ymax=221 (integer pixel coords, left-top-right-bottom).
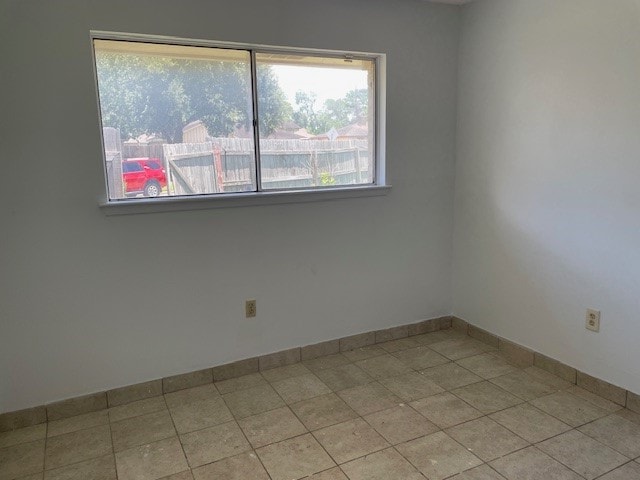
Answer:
xmin=111 ymin=410 xmax=176 ymax=452
xmin=489 ymin=403 xmax=571 ymax=443
xmin=301 ymin=341 xmax=340 ymax=362
xmin=180 ymin=421 xmax=250 ymax=468
xmin=48 ymin=411 xmax=109 ymax=438
xmin=259 ymin=348 xmax=301 ymax=371
xmin=538 ymin=430 xmax=628 ymax=479
xmin=160 ymin=472 xmax=193 ymax=480
xmin=302 ymin=354 xmax=351 ymax=372
xmin=337 ymin=383 xmax=402 ymax=416
xmin=290 ymin=393 xmax=358 ymax=431
xmin=392 ymin=346 xmax=450 ymax=370
xmin=256 ymin=433 xmax=335 ymax=480
xmin=597 ymin=462 xmax=640 ymax=480
xmin=108 ymin=397 xmax=167 ymax=423
xmin=420 ymin=363 xmax=483 ymax=390
xmin=379 ymin=371 xmax=444 ymax=401
xmin=429 ymin=338 xmax=494 ymax=361
xmin=315 ymin=364 xmax=374 ymax=392
xmin=12 ymin=474 xmax=43 ymax=480
xmin=341 ymin=345 xmax=386 ymax=362
xmin=45 ymin=425 xmax=112 ymax=470
xmin=364 ymin=404 xmax=439 ymax=444
xmin=456 ymin=353 xmax=518 ymax=380
xmin=46 ymin=394 xmax=107 ymax=423
xmin=576 ymin=372 xmax=627 ymax=406
xmin=314 ymin=418 xmax=389 ymax=464
xmin=162 ymin=369 xmax=212 ymax=395
xmin=238 ymin=406 xmax=307 ymax=448
xmin=214 ymin=373 xmax=267 ymax=395
xmin=115 ymin=437 xmax=187 ymax=480
xmin=169 ymin=396 xmax=233 ymax=434
xmin=412 ymin=329 xmax=467 ymax=346
xmin=448 ymin=464 xmax=506 ymax=479
xmin=222 ymin=384 xmax=285 ymax=419
xmin=0 ymin=424 xmax=45 ymax=448
xmin=43 ymin=454 xmax=116 ymax=480
xmin=578 ymin=414 xmax=640 ymax=458
xmin=531 ymin=391 xmax=609 ymax=427
xmin=0 ymin=439 xmax=44 ymax=479
xmin=452 ymin=381 xmax=522 ymax=414
xmin=107 ymin=381 xmax=162 ymax=408
xmin=341 ymin=447 xmax=424 ymax=480
xmin=354 ymin=354 xmax=413 ymax=379
xmin=304 ymin=467 xmax=349 ymax=479
xmin=271 ymin=374 xmax=331 ymax=404
xmin=164 ymin=384 xmax=219 ymax=409
xmin=192 ymin=452 xmax=269 ymax=480
xmin=261 ymin=363 xmax=311 ymax=383
xmin=378 ymin=337 xmax=422 ymax=353
xmin=396 ymin=431 xmax=482 ymax=480
xmin=446 ymin=417 xmax=529 ymax=462
xmin=489 ymin=370 xmax=557 ymax=401
xmin=212 ymin=358 xmax=259 ymax=382
xmin=565 ymin=386 xmax=623 ymax=413
xmin=617 ymin=408 xmax=640 ymax=425
xmin=523 ymin=366 xmax=573 ymax=390
xmin=490 ymin=446 xmax=583 ymax=480
xmin=410 ymin=392 xmax=483 ymax=429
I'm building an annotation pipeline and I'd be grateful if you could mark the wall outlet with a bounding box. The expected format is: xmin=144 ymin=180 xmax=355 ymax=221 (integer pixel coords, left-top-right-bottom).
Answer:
xmin=586 ymin=309 xmax=600 ymax=332
xmin=245 ymin=299 xmax=257 ymax=318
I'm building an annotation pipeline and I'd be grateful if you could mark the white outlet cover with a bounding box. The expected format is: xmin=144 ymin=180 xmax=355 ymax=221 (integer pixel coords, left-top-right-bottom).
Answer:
xmin=586 ymin=309 xmax=601 ymax=332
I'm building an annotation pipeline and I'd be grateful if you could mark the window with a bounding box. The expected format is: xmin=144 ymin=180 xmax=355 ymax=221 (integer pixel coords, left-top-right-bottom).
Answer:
xmin=92 ymin=33 xmax=385 ymax=208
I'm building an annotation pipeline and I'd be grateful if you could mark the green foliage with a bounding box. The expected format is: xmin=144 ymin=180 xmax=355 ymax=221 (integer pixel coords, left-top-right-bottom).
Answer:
xmin=95 ymin=52 xmax=291 ymax=142
xmin=320 ymin=172 xmax=336 ymax=186
xmin=291 ymin=88 xmax=369 ymax=135
xmin=257 ymin=65 xmax=293 ymax=135
xmin=292 ymin=92 xmax=329 ymax=135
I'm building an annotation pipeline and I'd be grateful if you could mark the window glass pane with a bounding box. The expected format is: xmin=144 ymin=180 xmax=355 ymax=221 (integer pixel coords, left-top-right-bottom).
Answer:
xmin=256 ymin=52 xmax=375 ymax=190
xmin=94 ymin=40 xmax=256 ymax=199
xmin=122 ymin=162 xmax=142 ymax=173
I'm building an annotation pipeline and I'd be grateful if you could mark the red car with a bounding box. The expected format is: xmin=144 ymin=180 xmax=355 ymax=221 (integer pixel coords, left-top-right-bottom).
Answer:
xmin=122 ymin=158 xmax=167 ymax=197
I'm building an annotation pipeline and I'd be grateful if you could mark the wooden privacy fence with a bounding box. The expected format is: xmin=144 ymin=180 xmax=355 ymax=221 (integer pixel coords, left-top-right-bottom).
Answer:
xmin=162 ymin=138 xmax=370 ymax=195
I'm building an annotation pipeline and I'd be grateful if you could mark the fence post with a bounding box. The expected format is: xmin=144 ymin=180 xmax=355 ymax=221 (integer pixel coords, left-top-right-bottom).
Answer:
xmin=311 ymin=150 xmax=319 ymax=186
xmin=354 ymin=148 xmax=362 ymax=184
xmin=103 ymin=127 xmax=123 ymax=199
xmin=212 ymin=146 xmax=223 ymax=193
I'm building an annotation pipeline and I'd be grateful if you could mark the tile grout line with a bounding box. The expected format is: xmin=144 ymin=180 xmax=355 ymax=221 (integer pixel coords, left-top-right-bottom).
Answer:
xmin=42 ymin=417 xmax=48 ymax=477
xmin=7 ymin=334 xmax=632 ymax=476
xmin=9 ymin=328 xmax=637 ymax=480
xmin=264 ymin=374 xmax=343 ymax=478
xmin=4 ymin=316 xmax=637 ymax=430
xmin=592 ymin=459 xmax=639 ymax=480
xmin=221 ymin=371 xmax=288 ymax=480
xmin=161 ymin=392 xmax=193 ymax=479
xmin=107 ymin=415 xmax=118 ymax=480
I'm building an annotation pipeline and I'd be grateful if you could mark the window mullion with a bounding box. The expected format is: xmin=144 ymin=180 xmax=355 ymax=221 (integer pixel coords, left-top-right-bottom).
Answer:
xmin=249 ymin=50 xmax=263 ymax=192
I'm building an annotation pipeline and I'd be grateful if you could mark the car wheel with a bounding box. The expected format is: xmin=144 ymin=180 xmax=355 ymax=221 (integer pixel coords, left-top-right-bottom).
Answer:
xmin=144 ymin=181 xmax=161 ymax=197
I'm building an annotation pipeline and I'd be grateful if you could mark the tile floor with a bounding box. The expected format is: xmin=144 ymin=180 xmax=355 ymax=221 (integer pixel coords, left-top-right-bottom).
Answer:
xmin=2 ymin=328 xmax=640 ymax=480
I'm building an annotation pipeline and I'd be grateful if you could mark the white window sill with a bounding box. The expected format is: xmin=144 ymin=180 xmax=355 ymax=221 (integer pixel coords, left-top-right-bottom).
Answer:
xmin=99 ymin=185 xmax=391 ymax=216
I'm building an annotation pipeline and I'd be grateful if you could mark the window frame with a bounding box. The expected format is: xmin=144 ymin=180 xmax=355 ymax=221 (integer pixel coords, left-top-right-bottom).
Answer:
xmin=91 ymin=31 xmax=388 ymax=215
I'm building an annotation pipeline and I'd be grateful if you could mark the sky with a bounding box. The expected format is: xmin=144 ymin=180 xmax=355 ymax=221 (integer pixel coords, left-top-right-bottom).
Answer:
xmin=271 ymin=65 xmax=369 ymax=109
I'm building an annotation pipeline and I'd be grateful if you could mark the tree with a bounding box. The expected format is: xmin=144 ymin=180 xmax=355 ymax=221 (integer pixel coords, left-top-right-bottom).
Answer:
xmin=324 ymin=88 xmax=369 ymax=126
xmin=292 ymin=88 xmax=369 ymax=135
xmin=95 ymin=52 xmax=291 ymax=142
xmin=257 ymin=65 xmax=293 ymax=135
xmin=292 ymin=91 xmax=329 ymax=135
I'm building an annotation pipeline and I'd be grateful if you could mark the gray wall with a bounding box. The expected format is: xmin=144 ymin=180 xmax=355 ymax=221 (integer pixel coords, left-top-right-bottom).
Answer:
xmin=0 ymin=0 xmax=461 ymax=412
xmin=454 ymin=0 xmax=640 ymax=393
